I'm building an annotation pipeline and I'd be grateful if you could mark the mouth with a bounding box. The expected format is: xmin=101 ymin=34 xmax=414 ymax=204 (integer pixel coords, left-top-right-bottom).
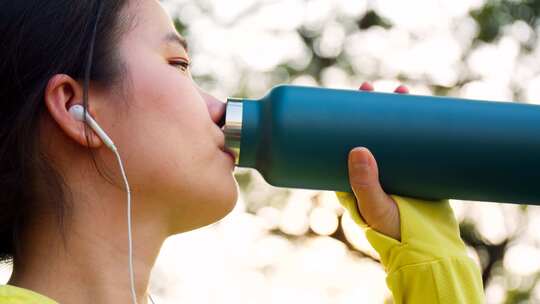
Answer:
xmin=220 ymin=145 xmax=237 ymax=164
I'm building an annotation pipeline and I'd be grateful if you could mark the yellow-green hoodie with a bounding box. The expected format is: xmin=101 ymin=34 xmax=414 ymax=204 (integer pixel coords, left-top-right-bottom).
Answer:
xmin=336 ymin=192 xmax=484 ymax=303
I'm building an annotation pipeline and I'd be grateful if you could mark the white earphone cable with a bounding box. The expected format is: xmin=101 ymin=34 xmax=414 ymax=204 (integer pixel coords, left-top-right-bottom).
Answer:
xmin=80 ymin=2 xmax=157 ymax=300
xmin=79 ymin=1 xmax=154 ymax=304
xmin=111 ymin=146 xmax=139 ymax=304
xmin=112 ymin=146 xmax=158 ymax=304
xmin=73 ymin=105 xmax=158 ymax=304
xmin=83 ymin=2 xmax=158 ymax=302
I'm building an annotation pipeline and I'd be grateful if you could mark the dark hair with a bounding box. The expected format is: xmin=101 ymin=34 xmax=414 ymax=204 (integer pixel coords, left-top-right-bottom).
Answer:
xmin=0 ymin=0 xmax=131 ymax=263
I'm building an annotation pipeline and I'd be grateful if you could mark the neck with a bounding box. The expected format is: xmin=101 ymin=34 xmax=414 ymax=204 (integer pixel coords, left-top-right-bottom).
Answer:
xmin=9 ymin=185 xmax=167 ymax=304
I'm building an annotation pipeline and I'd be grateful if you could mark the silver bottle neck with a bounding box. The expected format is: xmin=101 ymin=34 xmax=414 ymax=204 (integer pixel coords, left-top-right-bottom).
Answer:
xmin=223 ymin=99 xmax=243 ymax=165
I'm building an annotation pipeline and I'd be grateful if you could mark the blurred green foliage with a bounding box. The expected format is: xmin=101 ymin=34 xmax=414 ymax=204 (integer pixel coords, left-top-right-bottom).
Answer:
xmin=471 ymin=0 xmax=540 ymax=43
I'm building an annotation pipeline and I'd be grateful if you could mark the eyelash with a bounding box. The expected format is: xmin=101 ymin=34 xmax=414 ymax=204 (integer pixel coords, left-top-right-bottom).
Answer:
xmin=169 ymin=59 xmax=191 ymax=71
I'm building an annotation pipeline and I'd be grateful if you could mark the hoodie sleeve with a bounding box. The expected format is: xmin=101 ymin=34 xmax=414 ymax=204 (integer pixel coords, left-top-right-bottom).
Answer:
xmin=335 ymin=192 xmax=484 ymax=304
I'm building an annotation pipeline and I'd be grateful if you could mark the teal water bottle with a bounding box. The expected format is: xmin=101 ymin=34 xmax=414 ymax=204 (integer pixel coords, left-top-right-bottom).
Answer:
xmin=223 ymin=85 xmax=540 ymax=205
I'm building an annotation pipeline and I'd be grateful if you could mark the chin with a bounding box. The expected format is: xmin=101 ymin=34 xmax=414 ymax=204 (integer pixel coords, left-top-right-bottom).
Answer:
xmin=208 ymin=178 xmax=239 ymax=222
xmin=180 ymin=177 xmax=239 ymax=232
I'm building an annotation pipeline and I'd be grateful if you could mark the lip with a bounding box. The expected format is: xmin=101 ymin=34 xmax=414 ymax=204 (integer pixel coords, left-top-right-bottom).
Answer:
xmin=220 ymin=146 xmax=237 ymax=165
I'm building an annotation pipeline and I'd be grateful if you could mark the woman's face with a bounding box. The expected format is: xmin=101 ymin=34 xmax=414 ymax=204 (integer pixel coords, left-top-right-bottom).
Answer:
xmin=92 ymin=0 xmax=238 ymax=233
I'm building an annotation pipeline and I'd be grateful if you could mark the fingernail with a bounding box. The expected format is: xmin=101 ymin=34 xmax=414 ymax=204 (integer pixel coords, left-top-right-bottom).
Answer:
xmin=351 ymin=148 xmax=369 ymax=169
xmin=395 ymin=85 xmax=409 ymax=94
xmin=359 ymin=82 xmax=373 ymax=91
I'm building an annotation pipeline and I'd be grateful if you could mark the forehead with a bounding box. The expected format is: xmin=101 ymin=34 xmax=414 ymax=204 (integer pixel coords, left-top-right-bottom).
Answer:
xmin=124 ymin=0 xmax=182 ymax=46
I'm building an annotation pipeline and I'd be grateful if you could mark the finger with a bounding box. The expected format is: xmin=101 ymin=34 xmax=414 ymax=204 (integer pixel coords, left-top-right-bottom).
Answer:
xmin=394 ymin=85 xmax=409 ymax=94
xmin=348 ymin=147 xmax=393 ymax=219
xmin=359 ymin=82 xmax=374 ymax=91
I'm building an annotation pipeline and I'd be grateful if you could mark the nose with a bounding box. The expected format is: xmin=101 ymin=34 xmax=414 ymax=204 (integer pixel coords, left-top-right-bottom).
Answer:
xmin=199 ymin=89 xmax=226 ymax=128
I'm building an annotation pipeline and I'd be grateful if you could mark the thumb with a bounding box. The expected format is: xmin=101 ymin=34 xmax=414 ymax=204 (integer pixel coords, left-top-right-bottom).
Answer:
xmin=348 ymin=147 xmax=400 ymax=239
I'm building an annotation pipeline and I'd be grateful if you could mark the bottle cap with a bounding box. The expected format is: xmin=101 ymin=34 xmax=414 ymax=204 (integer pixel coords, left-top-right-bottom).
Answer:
xmin=223 ymin=99 xmax=243 ymax=165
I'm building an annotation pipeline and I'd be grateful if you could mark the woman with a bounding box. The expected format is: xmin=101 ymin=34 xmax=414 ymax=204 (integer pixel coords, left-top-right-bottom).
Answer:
xmin=0 ymin=0 xmax=484 ymax=303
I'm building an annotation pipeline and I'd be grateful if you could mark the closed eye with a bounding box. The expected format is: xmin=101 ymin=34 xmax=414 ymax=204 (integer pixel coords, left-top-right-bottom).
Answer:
xmin=169 ymin=59 xmax=191 ymax=71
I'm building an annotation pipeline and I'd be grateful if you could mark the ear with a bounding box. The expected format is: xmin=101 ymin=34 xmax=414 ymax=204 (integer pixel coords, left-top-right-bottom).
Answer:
xmin=44 ymin=74 xmax=103 ymax=149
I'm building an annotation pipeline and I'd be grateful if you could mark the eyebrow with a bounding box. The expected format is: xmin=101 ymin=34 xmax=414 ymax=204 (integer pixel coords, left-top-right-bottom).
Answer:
xmin=163 ymin=32 xmax=188 ymax=51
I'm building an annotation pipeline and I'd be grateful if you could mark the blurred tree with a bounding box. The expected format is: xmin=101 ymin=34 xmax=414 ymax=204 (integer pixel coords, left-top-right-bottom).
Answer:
xmin=471 ymin=0 xmax=540 ymax=44
xmin=357 ymin=10 xmax=393 ymax=30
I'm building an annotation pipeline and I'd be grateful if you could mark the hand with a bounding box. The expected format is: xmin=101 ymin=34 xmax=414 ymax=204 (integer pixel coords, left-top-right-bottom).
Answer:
xmin=346 ymin=82 xmax=409 ymax=241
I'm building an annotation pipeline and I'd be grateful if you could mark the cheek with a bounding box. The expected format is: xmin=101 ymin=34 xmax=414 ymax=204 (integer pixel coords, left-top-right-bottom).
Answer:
xmin=127 ymin=54 xmax=209 ymax=135
xmin=132 ymin=56 xmax=199 ymax=112
xmin=118 ymin=56 xmax=216 ymax=188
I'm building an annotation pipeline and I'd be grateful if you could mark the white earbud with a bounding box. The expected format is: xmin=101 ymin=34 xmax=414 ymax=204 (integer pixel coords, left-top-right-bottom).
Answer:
xmin=69 ymin=104 xmax=117 ymax=151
